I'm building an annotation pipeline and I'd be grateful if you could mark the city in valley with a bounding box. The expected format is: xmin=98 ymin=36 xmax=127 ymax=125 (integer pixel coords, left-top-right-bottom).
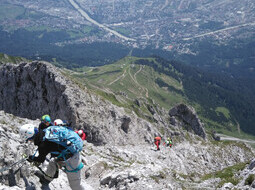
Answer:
xmin=1 ymin=0 xmax=254 ymax=54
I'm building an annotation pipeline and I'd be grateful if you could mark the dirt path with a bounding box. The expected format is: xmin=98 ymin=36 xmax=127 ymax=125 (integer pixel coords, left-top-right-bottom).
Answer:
xmin=108 ymin=68 xmax=127 ymax=86
xmin=134 ymin=65 xmax=148 ymax=97
xmin=130 ymin=65 xmax=149 ymax=97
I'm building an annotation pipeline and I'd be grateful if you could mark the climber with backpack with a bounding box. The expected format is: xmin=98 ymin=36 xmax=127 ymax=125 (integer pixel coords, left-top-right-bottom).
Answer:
xmin=19 ymin=123 xmax=85 ymax=190
xmin=163 ymin=137 xmax=173 ymax=148
xmin=75 ymin=129 xmax=86 ymax=141
xmin=39 ymin=115 xmax=53 ymax=131
xmin=154 ymin=136 xmax=161 ymax=151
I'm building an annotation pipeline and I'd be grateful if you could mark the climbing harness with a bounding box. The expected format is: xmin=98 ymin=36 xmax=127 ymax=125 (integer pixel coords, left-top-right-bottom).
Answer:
xmin=0 ymin=154 xmax=28 ymax=173
xmin=64 ymin=162 xmax=84 ymax=173
xmin=57 ymin=152 xmax=84 ymax=173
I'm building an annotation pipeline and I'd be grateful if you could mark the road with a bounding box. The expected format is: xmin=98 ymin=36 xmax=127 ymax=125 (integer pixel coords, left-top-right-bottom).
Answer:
xmin=216 ymin=133 xmax=255 ymax=144
xmin=68 ymin=0 xmax=136 ymax=42
xmin=183 ymin=22 xmax=255 ymax=40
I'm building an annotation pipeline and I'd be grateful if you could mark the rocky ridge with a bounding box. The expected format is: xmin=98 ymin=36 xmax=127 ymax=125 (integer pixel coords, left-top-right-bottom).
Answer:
xmin=0 ymin=61 xmax=254 ymax=189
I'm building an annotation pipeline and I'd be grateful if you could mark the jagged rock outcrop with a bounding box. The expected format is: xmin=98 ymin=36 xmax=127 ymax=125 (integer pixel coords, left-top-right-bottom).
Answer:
xmin=0 ymin=61 xmax=72 ymax=120
xmin=169 ymin=103 xmax=206 ymax=139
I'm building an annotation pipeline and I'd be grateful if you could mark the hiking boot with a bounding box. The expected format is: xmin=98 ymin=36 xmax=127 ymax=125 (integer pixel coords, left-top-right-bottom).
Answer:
xmin=35 ymin=171 xmax=51 ymax=185
xmin=39 ymin=176 xmax=51 ymax=185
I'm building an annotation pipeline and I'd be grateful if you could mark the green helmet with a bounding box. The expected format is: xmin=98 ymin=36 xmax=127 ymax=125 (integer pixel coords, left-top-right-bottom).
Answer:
xmin=167 ymin=137 xmax=171 ymax=141
xmin=41 ymin=115 xmax=51 ymax=123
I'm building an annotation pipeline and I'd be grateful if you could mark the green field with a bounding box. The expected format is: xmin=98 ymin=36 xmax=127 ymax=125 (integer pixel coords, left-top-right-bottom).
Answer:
xmin=70 ymin=57 xmax=187 ymax=110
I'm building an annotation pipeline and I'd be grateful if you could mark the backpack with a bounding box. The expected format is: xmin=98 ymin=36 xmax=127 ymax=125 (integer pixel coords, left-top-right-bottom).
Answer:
xmin=43 ymin=126 xmax=83 ymax=157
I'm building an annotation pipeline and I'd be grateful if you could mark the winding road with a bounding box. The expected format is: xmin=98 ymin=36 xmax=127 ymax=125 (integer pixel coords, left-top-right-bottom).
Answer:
xmin=216 ymin=133 xmax=255 ymax=144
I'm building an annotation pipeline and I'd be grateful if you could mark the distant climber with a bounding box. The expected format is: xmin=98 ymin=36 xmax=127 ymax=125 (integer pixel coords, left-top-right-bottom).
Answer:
xmin=54 ymin=119 xmax=74 ymax=130
xmin=54 ymin=119 xmax=64 ymax=126
xmin=154 ymin=136 xmax=161 ymax=151
xmin=39 ymin=115 xmax=53 ymax=131
xmin=76 ymin=130 xmax=86 ymax=141
xmin=163 ymin=137 xmax=173 ymax=148
xmin=19 ymin=123 xmax=85 ymax=190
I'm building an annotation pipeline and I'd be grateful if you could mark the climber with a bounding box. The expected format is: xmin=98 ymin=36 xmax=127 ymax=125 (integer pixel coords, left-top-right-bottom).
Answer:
xmin=75 ymin=129 xmax=86 ymax=141
xmin=19 ymin=123 xmax=85 ymax=190
xmin=39 ymin=115 xmax=53 ymax=131
xmin=154 ymin=136 xmax=161 ymax=151
xmin=163 ymin=137 xmax=173 ymax=148
xmin=54 ymin=119 xmax=64 ymax=126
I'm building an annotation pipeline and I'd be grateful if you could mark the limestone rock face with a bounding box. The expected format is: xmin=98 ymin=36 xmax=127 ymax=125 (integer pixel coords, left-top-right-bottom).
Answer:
xmin=0 ymin=61 xmax=72 ymax=121
xmin=169 ymin=103 xmax=206 ymax=139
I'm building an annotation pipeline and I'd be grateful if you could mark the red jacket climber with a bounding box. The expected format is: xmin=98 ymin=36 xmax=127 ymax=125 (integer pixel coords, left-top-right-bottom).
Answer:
xmin=154 ymin=136 xmax=161 ymax=151
xmin=75 ymin=130 xmax=86 ymax=141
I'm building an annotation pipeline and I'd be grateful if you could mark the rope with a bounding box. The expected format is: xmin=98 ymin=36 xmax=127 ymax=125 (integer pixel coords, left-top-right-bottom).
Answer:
xmin=0 ymin=154 xmax=28 ymax=173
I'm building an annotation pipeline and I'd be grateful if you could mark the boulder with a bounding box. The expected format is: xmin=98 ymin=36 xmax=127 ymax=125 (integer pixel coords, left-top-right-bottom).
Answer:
xmin=169 ymin=104 xmax=206 ymax=139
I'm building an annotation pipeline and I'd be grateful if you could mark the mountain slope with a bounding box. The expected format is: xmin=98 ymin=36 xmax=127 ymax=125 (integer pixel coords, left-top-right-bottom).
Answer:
xmin=65 ymin=56 xmax=255 ymax=139
xmin=0 ymin=59 xmax=255 ymax=189
xmin=0 ymin=109 xmax=254 ymax=190
xmin=70 ymin=57 xmax=185 ymax=109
